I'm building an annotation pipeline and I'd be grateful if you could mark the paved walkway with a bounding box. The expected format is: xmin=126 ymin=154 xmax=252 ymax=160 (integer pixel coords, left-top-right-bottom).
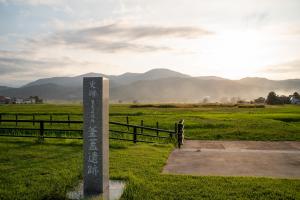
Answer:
xmin=163 ymin=140 xmax=300 ymax=179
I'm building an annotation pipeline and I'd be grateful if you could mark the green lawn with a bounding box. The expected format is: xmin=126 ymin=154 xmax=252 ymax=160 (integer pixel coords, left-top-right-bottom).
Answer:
xmin=0 ymin=104 xmax=300 ymax=141
xmin=0 ymin=104 xmax=300 ymax=199
xmin=0 ymin=137 xmax=299 ymax=200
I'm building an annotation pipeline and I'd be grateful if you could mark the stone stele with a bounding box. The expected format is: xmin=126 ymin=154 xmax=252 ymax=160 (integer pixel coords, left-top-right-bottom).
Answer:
xmin=83 ymin=77 xmax=109 ymax=199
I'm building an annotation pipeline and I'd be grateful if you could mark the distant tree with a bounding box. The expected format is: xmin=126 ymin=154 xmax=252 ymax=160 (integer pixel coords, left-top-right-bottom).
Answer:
xmin=293 ymin=92 xmax=300 ymax=99
xmin=237 ymin=100 xmax=246 ymax=104
xmin=118 ymin=100 xmax=123 ymax=104
xmin=202 ymin=98 xmax=208 ymax=104
xmin=279 ymin=95 xmax=290 ymax=104
xmin=266 ymin=91 xmax=283 ymax=105
xmin=133 ymin=100 xmax=138 ymax=104
xmin=230 ymin=97 xmax=240 ymax=104
xmin=30 ymin=96 xmax=43 ymax=104
xmin=266 ymin=91 xmax=276 ymax=104
xmin=254 ymin=97 xmax=265 ymax=104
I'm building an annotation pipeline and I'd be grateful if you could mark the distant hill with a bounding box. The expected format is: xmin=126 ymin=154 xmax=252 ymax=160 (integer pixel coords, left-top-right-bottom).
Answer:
xmin=23 ymin=68 xmax=189 ymax=88
xmin=1 ymin=83 xmax=81 ymax=100
xmin=111 ymin=77 xmax=264 ymax=102
xmin=196 ymin=76 xmax=227 ymax=81
xmin=237 ymin=77 xmax=300 ymax=92
xmin=0 ymin=69 xmax=299 ymax=102
xmin=111 ymin=78 xmax=240 ymax=102
xmin=23 ymin=73 xmax=108 ymax=88
xmin=0 ymin=86 xmax=12 ymax=91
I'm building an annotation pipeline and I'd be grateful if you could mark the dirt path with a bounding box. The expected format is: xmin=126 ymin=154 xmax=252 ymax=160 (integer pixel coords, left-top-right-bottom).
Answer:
xmin=163 ymin=140 xmax=300 ymax=179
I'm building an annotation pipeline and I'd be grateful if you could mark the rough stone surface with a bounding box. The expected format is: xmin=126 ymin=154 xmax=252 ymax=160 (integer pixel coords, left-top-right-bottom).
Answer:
xmin=67 ymin=180 xmax=125 ymax=200
xmin=163 ymin=140 xmax=300 ymax=178
xmin=83 ymin=77 xmax=109 ymax=198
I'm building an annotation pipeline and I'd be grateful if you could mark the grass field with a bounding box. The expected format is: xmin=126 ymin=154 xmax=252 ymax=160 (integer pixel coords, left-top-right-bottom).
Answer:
xmin=0 ymin=103 xmax=300 ymax=141
xmin=0 ymin=137 xmax=299 ymax=200
xmin=0 ymin=104 xmax=300 ymax=199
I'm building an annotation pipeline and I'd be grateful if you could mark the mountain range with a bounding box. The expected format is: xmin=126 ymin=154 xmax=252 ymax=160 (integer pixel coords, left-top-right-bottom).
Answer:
xmin=0 ymin=68 xmax=299 ymax=102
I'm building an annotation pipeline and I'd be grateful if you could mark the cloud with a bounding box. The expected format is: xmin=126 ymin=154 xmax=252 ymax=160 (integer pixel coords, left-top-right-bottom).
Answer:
xmin=243 ymin=11 xmax=270 ymax=29
xmin=75 ymin=39 xmax=171 ymax=53
xmin=261 ymin=59 xmax=300 ymax=74
xmin=43 ymin=34 xmax=172 ymax=53
xmin=285 ymin=26 xmax=300 ymax=36
xmin=29 ymin=22 xmax=213 ymax=53
xmin=0 ymin=56 xmax=68 ymax=75
xmin=0 ymin=50 xmax=82 ymax=86
xmin=0 ymin=50 xmax=122 ymax=87
xmin=0 ymin=50 xmax=69 ymax=76
xmin=76 ymin=23 xmax=213 ymax=40
xmin=0 ymin=0 xmax=64 ymax=6
xmin=0 ymin=57 xmax=43 ymax=75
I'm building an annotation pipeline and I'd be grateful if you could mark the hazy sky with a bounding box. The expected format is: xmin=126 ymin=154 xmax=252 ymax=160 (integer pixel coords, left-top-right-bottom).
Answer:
xmin=1 ymin=0 xmax=300 ymax=86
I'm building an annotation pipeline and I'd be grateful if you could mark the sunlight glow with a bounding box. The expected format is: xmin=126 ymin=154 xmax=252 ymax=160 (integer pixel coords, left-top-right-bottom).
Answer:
xmin=201 ymin=31 xmax=266 ymax=78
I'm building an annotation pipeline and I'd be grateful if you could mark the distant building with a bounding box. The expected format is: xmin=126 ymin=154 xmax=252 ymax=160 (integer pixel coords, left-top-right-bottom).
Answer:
xmin=0 ymin=96 xmax=11 ymax=104
xmin=1 ymin=96 xmax=42 ymax=104
xmin=29 ymin=96 xmax=43 ymax=104
xmin=12 ymin=98 xmax=24 ymax=104
xmin=290 ymin=96 xmax=300 ymax=104
xmin=24 ymin=97 xmax=36 ymax=104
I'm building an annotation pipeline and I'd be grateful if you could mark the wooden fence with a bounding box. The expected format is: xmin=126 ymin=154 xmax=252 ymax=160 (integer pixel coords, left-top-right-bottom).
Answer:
xmin=0 ymin=113 xmax=184 ymax=147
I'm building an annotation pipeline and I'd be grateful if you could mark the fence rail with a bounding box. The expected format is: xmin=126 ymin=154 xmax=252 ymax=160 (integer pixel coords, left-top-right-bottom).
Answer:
xmin=0 ymin=114 xmax=184 ymax=147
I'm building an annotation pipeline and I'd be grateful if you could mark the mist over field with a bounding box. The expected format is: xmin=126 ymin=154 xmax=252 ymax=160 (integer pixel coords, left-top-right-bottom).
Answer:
xmin=0 ymin=69 xmax=299 ymax=103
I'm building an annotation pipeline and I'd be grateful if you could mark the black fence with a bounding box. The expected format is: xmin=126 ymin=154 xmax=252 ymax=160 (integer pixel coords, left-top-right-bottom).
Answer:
xmin=0 ymin=113 xmax=81 ymax=127
xmin=0 ymin=113 xmax=184 ymax=147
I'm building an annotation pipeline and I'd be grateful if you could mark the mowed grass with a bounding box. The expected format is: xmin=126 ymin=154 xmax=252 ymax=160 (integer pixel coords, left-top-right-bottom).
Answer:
xmin=0 ymin=104 xmax=300 ymax=141
xmin=0 ymin=137 xmax=299 ymax=200
xmin=0 ymin=104 xmax=299 ymax=199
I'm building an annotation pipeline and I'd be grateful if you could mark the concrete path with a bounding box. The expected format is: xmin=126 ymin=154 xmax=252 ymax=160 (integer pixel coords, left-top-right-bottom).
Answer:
xmin=163 ymin=140 xmax=300 ymax=179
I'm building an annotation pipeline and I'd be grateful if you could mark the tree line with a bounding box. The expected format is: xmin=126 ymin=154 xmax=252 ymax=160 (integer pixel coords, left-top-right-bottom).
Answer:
xmin=254 ymin=92 xmax=300 ymax=105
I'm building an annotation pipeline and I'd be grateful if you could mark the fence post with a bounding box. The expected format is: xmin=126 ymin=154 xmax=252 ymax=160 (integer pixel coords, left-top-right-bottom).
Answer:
xmin=68 ymin=114 xmax=70 ymax=127
xmin=156 ymin=122 xmax=159 ymax=136
xmin=33 ymin=114 xmax=35 ymax=126
xmin=16 ymin=114 xmax=18 ymax=126
xmin=39 ymin=121 xmax=44 ymax=142
xmin=172 ymin=123 xmax=177 ymax=139
xmin=177 ymin=120 xmax=184 ymax=148
xmin=50 ymin=115 xmax=52 ymax=126
xmin=141 ymin=120 xmax=144 ymax=134
xmin=0 ymin=114 xmax=1 ymax=124
xmin=133 ymin=127 xmax=137 ymax=143
xmin=126 ymin=116 xmax=129 ymax=130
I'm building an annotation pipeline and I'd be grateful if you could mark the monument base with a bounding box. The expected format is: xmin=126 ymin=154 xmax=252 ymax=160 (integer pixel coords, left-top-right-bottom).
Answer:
xmin=67 ymin=180 xmax=125 ymax=200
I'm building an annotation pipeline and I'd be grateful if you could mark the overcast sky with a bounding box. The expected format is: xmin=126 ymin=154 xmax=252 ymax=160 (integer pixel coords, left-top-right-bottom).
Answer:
xmin=0 ymin=0 xmax=300 ymax=86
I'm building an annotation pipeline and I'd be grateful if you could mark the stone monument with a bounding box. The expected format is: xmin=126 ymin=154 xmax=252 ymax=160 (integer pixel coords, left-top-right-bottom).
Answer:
xmin=83 ymin=77 xmax=109 ymax=199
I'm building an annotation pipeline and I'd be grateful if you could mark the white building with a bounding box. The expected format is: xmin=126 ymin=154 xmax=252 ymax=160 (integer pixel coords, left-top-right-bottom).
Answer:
xmin=24 ymin=97 xmax=36 ymax=104
xmin=290 ymin=96 xmax=300 ymax=104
